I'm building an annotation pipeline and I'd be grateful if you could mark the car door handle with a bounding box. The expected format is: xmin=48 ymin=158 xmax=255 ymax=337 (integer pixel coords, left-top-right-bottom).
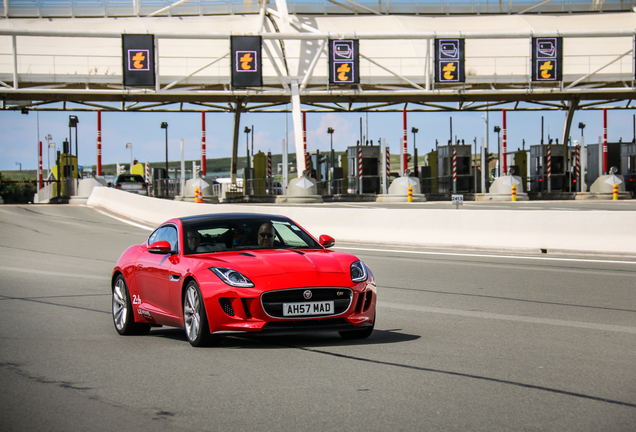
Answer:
xmin=169 ymin=274 xmax=181 ymax=282
xmin=137 ymin=264 xmax=144 ymax=269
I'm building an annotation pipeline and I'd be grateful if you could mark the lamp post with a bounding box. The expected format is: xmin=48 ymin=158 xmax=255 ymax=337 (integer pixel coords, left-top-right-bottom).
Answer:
xmin=126 ymin=143 xmax=133 ymax=172
xmin=411 ymin=127 xmax=419 ymax=176
xmin=494 ymin=125 xmax=501 ymax=177
xmin=69 ymin=115 xmax=79 ymax=163
xmin=327 ymin=127 xmax=334 ymax=170
xmin=45 ymin=134 xmax=53 ymax=176
xmin=161 ymin=122 xmax=168 ymax=177
xmin=244 ymin=126 xmax=251 ymax=173
xmin=48 ymin=143 xmax=55 ymax=178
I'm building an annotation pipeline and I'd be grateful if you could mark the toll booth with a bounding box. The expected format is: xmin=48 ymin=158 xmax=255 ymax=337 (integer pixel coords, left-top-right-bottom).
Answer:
xmin=347 ymin=145 xmax=381 ymax=194
xmin=621 ymin=142 xmax=636 ymax=194
xmin=509 ymin=150 xmax=528 ymax=192
xmin=152 ymin=167 xmax=167 ymax=197
xmin=586 ymin=142 xmax=621 ymax=186
xmin=420 ymin=150 xmax=438 ymax=194
xmin=436 ymin=145 xmax=472 ymax=194
xmin=530 ymin=144 xmax=571 ymax=192
xmin=50 ymin=152 xmax=79 ymax=198
xmin=249 ymin=151 xmax=268 ymax=195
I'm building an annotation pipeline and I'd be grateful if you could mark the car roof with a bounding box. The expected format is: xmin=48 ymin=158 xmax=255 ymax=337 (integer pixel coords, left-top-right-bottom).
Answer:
xmin=178 ymin=213 xmax=289 ymax=225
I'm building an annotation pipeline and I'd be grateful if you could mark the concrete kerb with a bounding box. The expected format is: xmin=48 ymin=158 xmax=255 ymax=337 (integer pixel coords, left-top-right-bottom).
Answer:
xmin=86 ymin=187 xmax=636 ymax=257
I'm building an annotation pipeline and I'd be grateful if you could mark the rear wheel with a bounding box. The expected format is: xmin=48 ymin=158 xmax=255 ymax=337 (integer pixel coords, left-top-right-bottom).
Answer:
xmin=112 ymin=275 xmax=150 ymax=336
xmin=183 ymin=281 xmax=219 ymax=347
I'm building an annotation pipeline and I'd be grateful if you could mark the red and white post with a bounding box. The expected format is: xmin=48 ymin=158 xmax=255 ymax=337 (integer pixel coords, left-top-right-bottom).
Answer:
xmin=547 ymin=145 xmax=552 ymax=193
xmin=267 ymin=152 xmax=272 ymax=179
xmin=386 ymin=145 xmax=391 ymax=189
xmin=201 ymin=111 xmax=207 ymax=177
xmin=38 ymin=140 xmax=43 ymax=190
xmin=502 ymin=109 xmax=507 ymax=175
xmin=402 ymin=109 xmax=408 ymax=176
xmin=358 ymin=146 xmax=363 ymax=194
xmin=302 ymin=111 xmax=309 ymax=174
xmin=603 ymin=108 xmax=608 ymax=175
xmin=145 ymin=162 xmax=150 ymax=184
xmin=575 ymin=144 xmax=580 ymax=192
xmin=96 ymin=110 xmax=102 ymax=176
xmin=452 ymin=147 xmax=457 ymax=194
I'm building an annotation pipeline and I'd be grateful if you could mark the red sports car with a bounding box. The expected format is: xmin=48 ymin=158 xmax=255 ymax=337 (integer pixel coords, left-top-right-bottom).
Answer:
xmin=111 ymin=213 xmax=376 ymax=347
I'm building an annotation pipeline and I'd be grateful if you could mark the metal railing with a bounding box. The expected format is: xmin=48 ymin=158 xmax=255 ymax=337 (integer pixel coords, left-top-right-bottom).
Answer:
xmin=4 ymin=1 xmax=633 ymax=18
xmin=152 ymin=178 xmax=181 ymax=198
xmin=244 ymin=178 xmax=283 ymax=196
xmin=316 ymin=178 xmax=361 ymax=196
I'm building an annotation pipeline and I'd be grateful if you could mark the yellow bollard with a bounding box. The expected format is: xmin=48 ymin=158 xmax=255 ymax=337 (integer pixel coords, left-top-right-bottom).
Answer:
xmin=407 ymin=184 xmax=413 ymax=203
xmin=511 ymin=184 xmax=517 ymax=202
xmin=613 ymin=183 xmax=618 ymax=200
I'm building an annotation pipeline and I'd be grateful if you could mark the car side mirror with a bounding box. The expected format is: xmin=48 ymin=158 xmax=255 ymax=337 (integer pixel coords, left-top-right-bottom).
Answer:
xmin=319 ymin=235 xmax=335 ymax=249
xmin=148 ymin=240 xmax=173 ymax=254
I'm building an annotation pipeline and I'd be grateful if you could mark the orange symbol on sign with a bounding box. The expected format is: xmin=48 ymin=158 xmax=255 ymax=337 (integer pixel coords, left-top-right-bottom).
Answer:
xmin=132 ymin=52 xmax=146 ymax=69
xmin=240 ymin=53 xmax=254 ymax=70
xmin=337 ymin=63 xmax=351 ymax=81
xmin=540 ymin=61 xmax=553 ymax=79
xmin=443 ymin=62 xmax=456 ymax=80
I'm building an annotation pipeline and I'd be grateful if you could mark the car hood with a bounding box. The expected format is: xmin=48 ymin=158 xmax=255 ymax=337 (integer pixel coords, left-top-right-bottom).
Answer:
xmin=196 ymin=249 xmax=357 ymax=287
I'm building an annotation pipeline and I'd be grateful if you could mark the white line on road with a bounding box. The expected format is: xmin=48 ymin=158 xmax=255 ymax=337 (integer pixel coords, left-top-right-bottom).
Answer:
xmin=0 ymin=265 xmax=110 ymax=281
xmin=378 ymin=301 xmax=636 ymax=334
xmin=335 ymin=246 xmax=636 ymax=265
xmin=93 ymin=209 xmax=154 ymax=231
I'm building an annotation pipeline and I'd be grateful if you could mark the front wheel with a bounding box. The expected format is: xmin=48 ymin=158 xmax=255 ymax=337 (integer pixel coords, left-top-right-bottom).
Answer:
xmin=112 ymin=275 xmax=150 ymax=336
xmin=183 ymin=281 xmax=219 ymax=347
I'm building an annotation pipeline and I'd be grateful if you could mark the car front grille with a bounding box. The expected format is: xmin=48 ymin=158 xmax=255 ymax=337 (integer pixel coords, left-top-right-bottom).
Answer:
xmin=261 ymin=288 xmax=352 ymax=318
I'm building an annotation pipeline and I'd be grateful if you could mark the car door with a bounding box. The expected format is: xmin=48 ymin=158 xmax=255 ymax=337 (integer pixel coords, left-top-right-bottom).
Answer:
xmin=135 ymin=225 xmax=179 ymax=318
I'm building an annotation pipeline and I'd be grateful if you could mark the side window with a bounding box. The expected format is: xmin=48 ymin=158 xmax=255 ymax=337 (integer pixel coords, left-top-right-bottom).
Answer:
xmin=162 ymin=226 xmax=178 ymax=251
xmin=147 ymin=226 xmax=178 ymax=251
xmin=147 ymin=227 xmax=164 ymax=245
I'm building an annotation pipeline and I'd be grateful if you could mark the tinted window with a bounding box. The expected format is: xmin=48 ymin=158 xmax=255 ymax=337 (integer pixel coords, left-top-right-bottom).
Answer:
xmin=182 ymin=218 xmax=320 ymax=255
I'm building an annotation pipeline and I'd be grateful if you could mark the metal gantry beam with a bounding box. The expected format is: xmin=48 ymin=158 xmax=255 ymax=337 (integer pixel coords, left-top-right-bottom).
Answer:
xmin=2 ymin=12 xmax=635 ymax=181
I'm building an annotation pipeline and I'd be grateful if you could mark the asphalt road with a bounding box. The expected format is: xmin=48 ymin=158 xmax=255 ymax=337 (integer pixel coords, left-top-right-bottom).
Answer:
xmin=1 ymin=204 xmax=635 ymax=431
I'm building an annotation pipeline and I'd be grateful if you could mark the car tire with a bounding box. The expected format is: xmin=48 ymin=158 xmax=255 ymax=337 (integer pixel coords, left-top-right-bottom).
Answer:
xmin=183 ymin=280 xmax=219 ymax=347
xmin=339 ymin=323 xmax=374 ymax=340
xmin=112 ymin=274 xmax=150 ymax=336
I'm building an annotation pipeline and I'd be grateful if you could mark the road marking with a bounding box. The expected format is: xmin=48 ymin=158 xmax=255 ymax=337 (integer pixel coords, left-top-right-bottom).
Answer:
xmin=93 ymin=209 xmax=154 ymax=231
xmin=335 ymin=246 xmax=636 ymax=265
xmin=0 ymin=265 xmax=110 ymax=281
xmin=378 ymin=301 xmax=636 ymax=334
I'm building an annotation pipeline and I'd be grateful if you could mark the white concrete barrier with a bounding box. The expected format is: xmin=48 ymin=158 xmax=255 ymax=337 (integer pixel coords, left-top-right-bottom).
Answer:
xmin=87 ymin=187 xmax=636 ymax=257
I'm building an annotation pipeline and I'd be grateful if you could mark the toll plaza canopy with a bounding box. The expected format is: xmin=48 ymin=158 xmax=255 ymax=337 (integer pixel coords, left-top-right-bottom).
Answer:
xmin=1 ymin=0 xmax=635 ymax=176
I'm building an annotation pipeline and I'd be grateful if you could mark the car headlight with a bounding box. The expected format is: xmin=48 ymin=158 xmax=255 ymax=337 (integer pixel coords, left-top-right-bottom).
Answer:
xmin=350 ymin=260 xmax=368 ymax=283
xmin=210 ymin=267 xmax=254 ymax=288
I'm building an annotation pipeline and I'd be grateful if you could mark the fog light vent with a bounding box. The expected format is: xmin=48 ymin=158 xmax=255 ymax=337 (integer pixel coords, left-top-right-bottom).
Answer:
xmin=219 ymin=298 xmax=235 ymax=316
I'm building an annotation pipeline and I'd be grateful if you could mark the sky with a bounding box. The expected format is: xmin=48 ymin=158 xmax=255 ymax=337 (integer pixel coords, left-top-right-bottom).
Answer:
xmin=1 ymin=104 xmax=635 ymax=173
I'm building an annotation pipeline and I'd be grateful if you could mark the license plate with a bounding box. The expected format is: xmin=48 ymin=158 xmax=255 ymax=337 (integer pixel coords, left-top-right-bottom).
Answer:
xmin=283 ymin=301 xmax=334 ymax=317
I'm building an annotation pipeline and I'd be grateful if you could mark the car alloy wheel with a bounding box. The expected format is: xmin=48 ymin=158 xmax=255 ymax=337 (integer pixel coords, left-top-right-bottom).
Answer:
xmin=183 ymin=280 xmax=218 ymax=347
xmin=112 ymin=274 xmax=150 ymax=336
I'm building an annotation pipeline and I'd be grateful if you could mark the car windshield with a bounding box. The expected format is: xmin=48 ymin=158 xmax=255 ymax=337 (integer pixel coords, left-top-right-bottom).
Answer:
xmin=182 ymin=217 xmax=321 ymax=255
